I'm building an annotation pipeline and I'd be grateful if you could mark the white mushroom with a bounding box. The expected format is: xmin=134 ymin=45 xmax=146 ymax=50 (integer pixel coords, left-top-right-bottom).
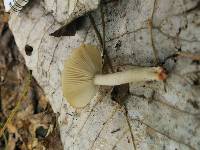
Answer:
xmin=62 ymin=44 xmax=166 ymax=108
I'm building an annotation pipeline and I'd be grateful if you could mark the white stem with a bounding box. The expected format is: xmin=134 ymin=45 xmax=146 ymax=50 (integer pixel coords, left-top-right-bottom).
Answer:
xmin=94 ymin=67 xmax=165 ymax=86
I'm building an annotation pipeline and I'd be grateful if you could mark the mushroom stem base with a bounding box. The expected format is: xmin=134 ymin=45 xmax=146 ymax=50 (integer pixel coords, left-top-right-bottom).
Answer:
xmin=94 ymin=67 xmax=166 ymax=86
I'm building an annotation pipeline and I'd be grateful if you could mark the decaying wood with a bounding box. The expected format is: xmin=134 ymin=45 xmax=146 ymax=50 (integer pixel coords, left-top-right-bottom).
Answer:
xmin=9 ymin=0 xmax=200 ymax=149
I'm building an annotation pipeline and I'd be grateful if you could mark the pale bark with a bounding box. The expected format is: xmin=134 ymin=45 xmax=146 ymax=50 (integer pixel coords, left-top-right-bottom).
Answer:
xmin=9 ymin=0 xmax=200 ymax=149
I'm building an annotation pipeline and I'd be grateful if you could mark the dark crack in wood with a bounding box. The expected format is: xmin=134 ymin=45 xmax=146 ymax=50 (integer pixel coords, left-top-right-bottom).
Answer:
xmin=36 ymin=22 xmax=56 ymax=71
xmin=88 ymin=13 xmax=114 ymax=73
xmin=111 ymin=128 xmax=129 ymax=150
xmin=154 ymin=26 xmax=200 ymax=43
xmin=47 ymin=37 xmax=63 ymax=72
xmin=90 ymin=106 xmax=119 ymax=150
xmin=124 ymin=105 xmax=137 ymax=150
xmin=75 ymin=89 xmax=112 ymax=143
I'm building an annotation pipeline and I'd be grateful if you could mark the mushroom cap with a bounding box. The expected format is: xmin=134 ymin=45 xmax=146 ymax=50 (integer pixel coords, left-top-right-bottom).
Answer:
xmin=62 ymin=44 xmax=102 ymax=108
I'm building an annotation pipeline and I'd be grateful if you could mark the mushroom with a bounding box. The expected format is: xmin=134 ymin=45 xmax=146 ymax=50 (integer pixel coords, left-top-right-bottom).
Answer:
xmin=62 ymin=44 xmax=166 ymax=108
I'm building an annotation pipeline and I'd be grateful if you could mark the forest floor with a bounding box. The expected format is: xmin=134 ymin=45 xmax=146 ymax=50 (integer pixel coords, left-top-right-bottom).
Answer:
xmin=0 ymin=2 xmax=63 ymax=149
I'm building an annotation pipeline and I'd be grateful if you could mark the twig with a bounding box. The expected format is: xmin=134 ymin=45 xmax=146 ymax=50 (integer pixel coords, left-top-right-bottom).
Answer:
xmin=148 ymin=0 xmax=159 ymax=65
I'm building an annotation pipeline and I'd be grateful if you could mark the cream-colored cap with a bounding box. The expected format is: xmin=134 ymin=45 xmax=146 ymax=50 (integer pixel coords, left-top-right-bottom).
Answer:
xmin=62 ymin=44 xmax=102 ymax=108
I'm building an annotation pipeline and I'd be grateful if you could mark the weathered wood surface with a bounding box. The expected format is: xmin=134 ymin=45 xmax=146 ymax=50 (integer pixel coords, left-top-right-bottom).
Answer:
xmin=9 ymin=0 xmax=200 ymax=149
